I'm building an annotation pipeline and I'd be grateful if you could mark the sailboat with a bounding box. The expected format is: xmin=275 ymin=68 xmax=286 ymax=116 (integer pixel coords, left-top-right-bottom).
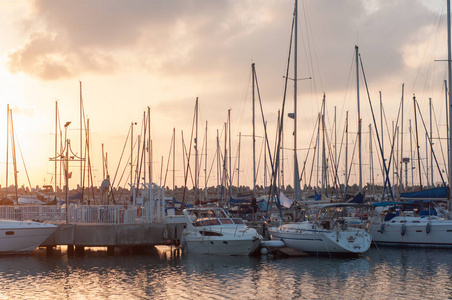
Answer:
xmin=368 ymin=0 xmax=452 ymax=248
xmin=0 ymin=105 xmax=58 ymax=253
xmin=266 ymin=1 xmax=373 ymax=255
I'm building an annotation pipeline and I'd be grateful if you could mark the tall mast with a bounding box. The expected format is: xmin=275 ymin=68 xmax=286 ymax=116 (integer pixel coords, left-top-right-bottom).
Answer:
xmin=409 ymin=119 xmax=414 ymax=191
xmin=205 ymin=121 xmax=208 ymax=201
xmin=316 ymin=112 xmax=321 ymax=193
xmin=448 ymin=0 xmax=452 ymax=212
xmin=55 ymin=101 xmax=58 ymax=200
xmin=238 ymin=132 xmax=241 ymax=191
xmin=79 ymin=81 xmax=83 ymax=193
xmin=293 ymin=0 xmax=301 ymax=202
xmin=445 ymin=80 xmax=450 ymax=182
xmin=5 ymin=105 xmax=9 ymax=202
xmin=223 ymin=122 xmax=227 ymax=204
xmin=195 ymin=98 xmax=198 ymax=201
xmin=216 ymin=129 xmax=220 ymax=199
xmin=413 ymin=95 xmax=422 ymax=190
xmin=380 ymin=92 xmax=385 ymax=197
xmin=400 ymin=84 xmax=404 ymax=192
xmin=252 ymin=63 xmax=256 ymax=198
xmin=430 ymin=98 xmax=433 ymax=186
xmin=228 ymin=108 xmax=232 ymax=198
xmin=334 ymin=106 xmax=337 ymax=193
xmin=345 ymin=111 xmax=349 ymax=197
xmin=321 ymin=96 xmax=326 ymax=195
xmin=264 ymin=122 xmax=268 ymax=191
xmin=356 ymin=45 xmax=362 ymax=193
xmin=148 ymin=107 xmax=152 ymax=184
xmin=281 ymin=111 xmax=285 ymax=190
xmin=369 ymin=124 xmax=374 ymax=196
xmin=131 ymin=121 xmax=136 ymax=205
xmin=173 ymin=127 xmax=176 ymax=199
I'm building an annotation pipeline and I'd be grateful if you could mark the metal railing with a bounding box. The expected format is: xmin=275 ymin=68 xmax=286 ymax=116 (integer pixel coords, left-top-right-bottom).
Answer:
xmin=0 ymin=183 xmax=168 ymax=225
xmin=0 ymin=203 xmax=166 ymax=225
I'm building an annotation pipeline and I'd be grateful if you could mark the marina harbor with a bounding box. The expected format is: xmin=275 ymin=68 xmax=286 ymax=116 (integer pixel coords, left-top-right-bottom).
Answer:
xmin=1 ymin=0 xmax=452 ymax=298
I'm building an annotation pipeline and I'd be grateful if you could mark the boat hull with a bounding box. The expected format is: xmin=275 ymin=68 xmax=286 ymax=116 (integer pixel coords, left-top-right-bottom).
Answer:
xmin=371 ymin=218 xmax=452 ymax=248
xmin=269 ymin=226 xmax=371 ymax=254
xmin=0 ymin=221 xmax=58 ymax=253
xmin=182 ymin=235 xmax=261 ymax=255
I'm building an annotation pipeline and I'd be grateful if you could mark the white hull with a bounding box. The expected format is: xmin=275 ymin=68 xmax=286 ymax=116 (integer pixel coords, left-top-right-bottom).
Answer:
xmin=181 ymin=207 xmax=262 ymax=256
xmin=269 ymin=222 xmax=371 ymax=254
xmin=371 ymin=217 xmax=452 ymax=248
xmin=0 ymin=220 xmax=57 ymax=253
xmin=182 ymin=235 xmax=261 ymax=255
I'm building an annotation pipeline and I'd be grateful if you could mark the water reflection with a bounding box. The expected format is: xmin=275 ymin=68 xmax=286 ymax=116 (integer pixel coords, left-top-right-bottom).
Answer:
xmin=0 ymin=246 xmax=451 ymax=299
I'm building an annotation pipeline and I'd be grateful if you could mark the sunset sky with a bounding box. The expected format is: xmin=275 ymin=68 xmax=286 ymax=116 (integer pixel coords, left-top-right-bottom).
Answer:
xmin=0 ymin=0 xmax=449 ymax=193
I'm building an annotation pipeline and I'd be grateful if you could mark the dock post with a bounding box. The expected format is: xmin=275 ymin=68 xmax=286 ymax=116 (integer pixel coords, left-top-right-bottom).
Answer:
xmin=107 ymin=246 xmax=115 ymax=256
xmin=75 ymin=246 xmax=85 ymax=256
xmin=67 ymin=245 xmax=75 ymax=257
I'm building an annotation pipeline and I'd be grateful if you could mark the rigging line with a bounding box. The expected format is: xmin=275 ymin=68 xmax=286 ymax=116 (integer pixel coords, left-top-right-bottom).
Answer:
xmin=13 ymin=129 xmax=32 ymax=191
xmin=381 ymin=94 xmax=402 ymax=197
xmin=136 ymin=112 xmax=148 ymax=189
xmin=359 ymin=54 xmax=394 ymax=200
xmin=432 ymin=103 xmax=449 ymax=178
xmin=206 ymin=140 xmax=218 ymax=189
xmin=235 ymin=67 xmax=253 ymax=135
xmin=300 ymin=0 xmax=320 ymax=103
xmin=163 ymin=129 xmax=174 ymax=187
xmin=415 ymin=100 xmax=447 ymax=186
xmin=182 ymin=99 xmax=200 ymax=204
xmin=346 ymin=136 xmax=358 ymax=189
xmin=372 ymin=125 xmax=384 ymax=186
xmin=300 ymin=106 xmax=320 ymax=184
xmin=338 ymin=53 xmax=356 ymax=132
xmin=256 ymin=65 xmax=283 ymax=216
xmin=181 ymin=129 xmax=195 ymax=204
xmin=333 ymin=114 xmax=347 ymax=200
xmin=307 ymin=119 xmax=319 ymax=189
xmin=110 ymin=126 xmax=131 ymax=189
xmin=323 ymin=108 xmax=342 ymax=195
xmin=273 ymin=113 xmax=280 ymax=187
xmin=410 ymin=0 xmax=446 ymax=95
xmin=114 ymin=169 xmax=131 ymax=204
xmin=302 ymin=0 xmax=322 ymax=93
xmin=9 ymin=110 xmax=18 ymax=198
xmin=255 ymin=134 xmax=265 ymax=186
xmin=381 ymin=100 xmax=393 ymax=151
xmin=266 ymin=7 xmax=295 ymax=219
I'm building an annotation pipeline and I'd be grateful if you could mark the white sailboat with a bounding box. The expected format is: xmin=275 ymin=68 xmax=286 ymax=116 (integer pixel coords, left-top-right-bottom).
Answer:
xmin=267 ymin=1 xmax=373 ymax=256
xmin=268 ymin=203 xmax=372 ymax=255
xmin=370 ymin=201 xmax=452 ymax=247
xmin=181 ymin=207 xmax=262 ymax=255
xmin=369 ymin=0 xmax=452 ymax=248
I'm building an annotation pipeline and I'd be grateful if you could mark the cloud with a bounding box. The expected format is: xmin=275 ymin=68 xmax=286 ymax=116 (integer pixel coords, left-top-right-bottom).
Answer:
xmin=6 ymin=0 xmax=442 ymax=100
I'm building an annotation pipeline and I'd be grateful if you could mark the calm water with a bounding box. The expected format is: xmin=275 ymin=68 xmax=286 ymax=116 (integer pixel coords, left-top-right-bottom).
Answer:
xmin=0 ymin=246 xmax=451 ymax=299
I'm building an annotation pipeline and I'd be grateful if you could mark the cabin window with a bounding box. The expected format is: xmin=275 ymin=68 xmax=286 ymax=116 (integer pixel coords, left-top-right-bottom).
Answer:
xmin=193 ymin=221 xmax=204 ymax=227
xmin=232 ymin=219 xmax=244 ymax=225
xmin=199 ymin=231 xmax=223 ymax=237
xmin=5 ymin=231 xmax=14 ymax=236
xmin=201 ymin=219 xmax=221 ymax=226
xmin=219 ymin=218 xmax=233 ymax=224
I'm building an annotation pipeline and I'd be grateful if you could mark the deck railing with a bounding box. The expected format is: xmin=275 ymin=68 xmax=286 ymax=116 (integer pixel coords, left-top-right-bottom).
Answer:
xmin=0 ymin=183 xmax=167 ymax=225
xmin=0 ymin=203 xmax=165 ymax=224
